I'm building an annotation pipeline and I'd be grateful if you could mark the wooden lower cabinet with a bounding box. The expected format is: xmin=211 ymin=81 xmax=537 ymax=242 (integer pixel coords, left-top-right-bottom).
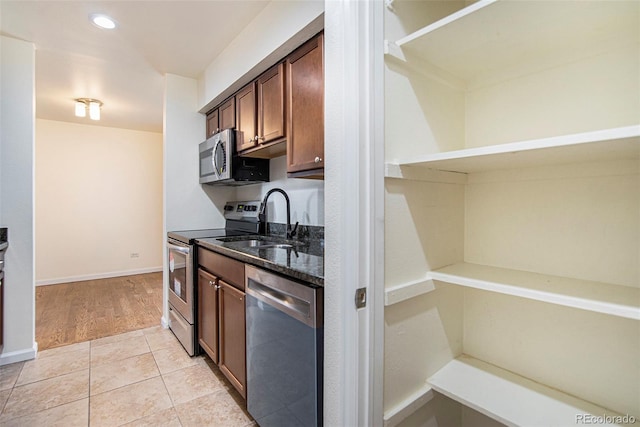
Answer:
xmin=197 ymin=268 xmax=219 ymax=363
xmin=218 ymin=280 xmax=246 ymax=398
xmin=197 ymin=248 xmax=246 ymax=398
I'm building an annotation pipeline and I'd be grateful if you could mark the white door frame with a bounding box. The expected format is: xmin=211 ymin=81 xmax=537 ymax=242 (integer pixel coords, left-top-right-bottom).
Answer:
xmin=324 ymin=0 xmax=385 ymax=425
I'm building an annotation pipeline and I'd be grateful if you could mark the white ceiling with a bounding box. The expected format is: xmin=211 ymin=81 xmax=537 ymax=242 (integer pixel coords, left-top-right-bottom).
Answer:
xmin=0 ymin=0 xmax=270 ymax=133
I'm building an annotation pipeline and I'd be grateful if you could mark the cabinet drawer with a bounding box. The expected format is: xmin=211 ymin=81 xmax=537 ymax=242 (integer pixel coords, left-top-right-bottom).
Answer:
xmin=197 ymin=248 xmax=245 ymax=290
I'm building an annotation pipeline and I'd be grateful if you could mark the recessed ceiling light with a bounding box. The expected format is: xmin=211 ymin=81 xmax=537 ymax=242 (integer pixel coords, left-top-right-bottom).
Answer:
xmin=90 ymin=14 xmax=117 ymax=30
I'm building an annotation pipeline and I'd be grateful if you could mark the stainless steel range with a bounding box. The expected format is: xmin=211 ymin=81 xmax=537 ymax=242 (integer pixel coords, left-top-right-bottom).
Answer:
xmin=166 ymin=201 xmax=261 ymax=355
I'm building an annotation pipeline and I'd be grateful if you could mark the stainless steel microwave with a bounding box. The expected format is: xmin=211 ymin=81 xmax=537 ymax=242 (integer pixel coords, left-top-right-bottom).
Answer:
xmin=199 ymin=129 xmax=269 ymax=186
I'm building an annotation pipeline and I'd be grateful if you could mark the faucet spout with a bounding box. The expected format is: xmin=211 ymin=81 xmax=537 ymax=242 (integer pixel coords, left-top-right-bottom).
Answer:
xmin=259 ymin=188 xmax=298 ymax=239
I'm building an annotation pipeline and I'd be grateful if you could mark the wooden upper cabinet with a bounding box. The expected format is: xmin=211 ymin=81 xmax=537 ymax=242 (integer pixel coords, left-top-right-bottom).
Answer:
xmin=206 ymin=109 xmax=219 ymax=138
xmin=235 ymin=82 xmax=257 ymax=152
xmin=219 ymin=98 xmax=236 ymax=131
xmin=205 ymin=98 xmax=235 ymax=139
xmin=204 ymin=33 xmax=323 ymax=165
xmin=236 ymin=63 xmax=287 ymax=158
xmin=286 ymin=33 xmax=324 ymax=177
xmin=257 ymin=62 xmax=286 ymax=145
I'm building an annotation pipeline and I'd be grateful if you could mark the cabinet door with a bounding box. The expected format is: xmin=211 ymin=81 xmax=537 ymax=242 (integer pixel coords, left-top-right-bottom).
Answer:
xmin=286 ymin=33 xmax=324 ymax=175
xmin=197 ymin=268 xmax=219 ymax=363
xmin=219 ymin=97 xmax=236 ymax=130
xmin=258 ymin=62 xmax=286 ymax=144
xmin=219 ymin=280 xmax=246 ymax=398
xmin=206 ymin=109 xmax=219 ymax=138
xmin=235 ymin=82 xmax=257 ymax=152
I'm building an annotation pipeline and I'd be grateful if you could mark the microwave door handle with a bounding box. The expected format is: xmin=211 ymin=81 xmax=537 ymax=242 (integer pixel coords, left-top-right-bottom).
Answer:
xmin=211 ymin=153 xmax=219 ymax=179
xmin=212 ymin=139 xmax=223 ymax=178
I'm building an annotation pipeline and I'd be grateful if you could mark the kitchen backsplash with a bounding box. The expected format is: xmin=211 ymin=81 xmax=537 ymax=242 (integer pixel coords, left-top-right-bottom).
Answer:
xmin=266 ymin=222 xmax=324 ymax=241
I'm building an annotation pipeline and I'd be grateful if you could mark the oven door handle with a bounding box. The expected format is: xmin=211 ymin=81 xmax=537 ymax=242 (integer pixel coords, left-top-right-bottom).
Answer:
xmin=166 ymin=242 xmax=190 ymax=255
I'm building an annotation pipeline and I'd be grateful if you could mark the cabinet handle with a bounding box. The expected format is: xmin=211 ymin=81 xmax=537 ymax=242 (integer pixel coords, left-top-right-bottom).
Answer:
xmin=257 ymin=136 xmax=265 ymax=142
xmin=314 ymin=156 xmax=322 ymax=163
xmin=209 ymin=280 xmax=215 ymax=286
xmin=215 ymin=285 xmax=221 ymax=290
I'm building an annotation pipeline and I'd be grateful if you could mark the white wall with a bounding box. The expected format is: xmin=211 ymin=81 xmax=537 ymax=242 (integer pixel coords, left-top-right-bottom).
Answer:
xmin=198 ymin=1 xmax=324 ymax=111
xmin=164 ymin=74 xmax=233 ymax=233
xmin=0 ymin=36 xmax=36 ymax=364
xmin=35 ymin=119 xmax=163 ymax=285
xmin=235 ymin=156 xmax=324 ymax=226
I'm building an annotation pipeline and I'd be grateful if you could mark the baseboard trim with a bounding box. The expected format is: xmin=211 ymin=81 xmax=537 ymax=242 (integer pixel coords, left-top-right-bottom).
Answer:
xmin=0 ymin=342 xmax=38 ymax=366
xmin=161 ymin=316 xmax=169 ymax=329
xmin=36 ymin=267 xmax=163 ymax=286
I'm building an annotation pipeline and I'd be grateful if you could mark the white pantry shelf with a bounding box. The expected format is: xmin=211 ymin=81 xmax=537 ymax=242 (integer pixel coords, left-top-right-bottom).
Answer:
xmin=391 ymin=125 xmax=640 ymax=174
xmin=428 ymin=263 xmax=640 ymax=320
xmin=393 ymin=0 xmax=638 ymax=83
xmin=428 ymin=355 xmax=634 ymax=427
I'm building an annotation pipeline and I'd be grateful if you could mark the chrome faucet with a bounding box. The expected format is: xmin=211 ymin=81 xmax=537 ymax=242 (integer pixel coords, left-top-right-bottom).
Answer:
xmin=259 ymin=188 xmax=299 ymax=239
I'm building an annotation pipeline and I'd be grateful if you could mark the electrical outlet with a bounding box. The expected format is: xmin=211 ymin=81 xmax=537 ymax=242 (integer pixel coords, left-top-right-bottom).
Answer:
xmin=130 ymin=253 xmax=139 ymax=258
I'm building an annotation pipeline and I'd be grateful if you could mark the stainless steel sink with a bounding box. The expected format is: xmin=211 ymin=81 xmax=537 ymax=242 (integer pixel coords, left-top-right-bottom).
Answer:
xmin=257 ymin=244 xmax=293 ymax=249
xmin=218 ymin=236 xmax=298 ymax=250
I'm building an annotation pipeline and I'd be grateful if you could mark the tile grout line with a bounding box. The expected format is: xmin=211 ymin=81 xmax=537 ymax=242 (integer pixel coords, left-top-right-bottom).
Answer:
xmin=0 ymin=389 xmax=88 ymax=424
xmin=149 ymin=334 xmax=183 ymax=426
xmin=0 ymin=362 xmax=24 ymax=418
xmin=163 ymin=334 xmax=190 ymax=426
xmin=4 ymin=328 xmax=245 ymax=426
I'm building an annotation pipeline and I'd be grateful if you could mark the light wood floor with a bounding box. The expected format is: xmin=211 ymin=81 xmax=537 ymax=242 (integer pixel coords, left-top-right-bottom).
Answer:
xmin=36 ymin=272 xmax=163 ymax=351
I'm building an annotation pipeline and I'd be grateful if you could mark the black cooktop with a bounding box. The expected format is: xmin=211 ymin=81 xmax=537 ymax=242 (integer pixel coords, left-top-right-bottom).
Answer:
xmin=168 ymin=228 xmax=253 ymax=245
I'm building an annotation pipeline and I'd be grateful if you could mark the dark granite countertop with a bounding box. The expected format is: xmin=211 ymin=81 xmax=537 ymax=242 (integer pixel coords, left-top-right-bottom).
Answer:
xmin=196 ymin=234 xmax=324 ymax=287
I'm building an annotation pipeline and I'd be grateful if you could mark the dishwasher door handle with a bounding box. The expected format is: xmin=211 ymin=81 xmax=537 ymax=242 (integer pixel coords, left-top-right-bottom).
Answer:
xmin=248 ymin=280 xmax=312 ymax=324
xmin=245 ymin=265 xmax=321 ymax=328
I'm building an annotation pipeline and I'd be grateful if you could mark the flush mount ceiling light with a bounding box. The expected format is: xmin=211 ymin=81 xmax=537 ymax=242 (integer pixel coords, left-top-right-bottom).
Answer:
xmin=75 ymin=98 xmax=103 ymax=120
xmin=90 ymin=13 xmax=117 ymax=30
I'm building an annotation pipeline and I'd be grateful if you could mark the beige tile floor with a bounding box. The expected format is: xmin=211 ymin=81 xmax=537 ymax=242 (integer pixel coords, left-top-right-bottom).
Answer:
xmin=0 ymin=326 xmax=255 ymax=426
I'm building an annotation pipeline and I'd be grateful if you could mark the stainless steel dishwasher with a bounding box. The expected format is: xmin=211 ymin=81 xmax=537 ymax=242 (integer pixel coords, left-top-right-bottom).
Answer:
xmin=245 ymin=264 xmax=323 ymax=427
